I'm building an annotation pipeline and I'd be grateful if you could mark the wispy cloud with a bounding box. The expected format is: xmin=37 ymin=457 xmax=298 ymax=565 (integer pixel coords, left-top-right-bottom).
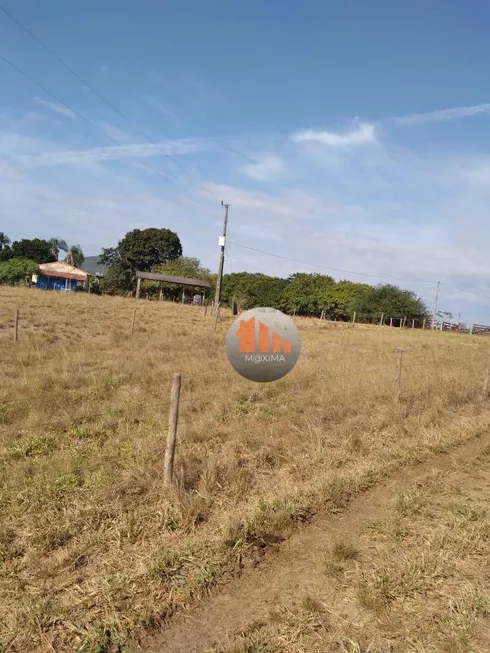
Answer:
xmin=34 ymin=97 xmax=77 ymax=120
xmin=291 ymin=122 xmax=376 ymax=148
xmin=18 ymin=137 xmax=207 ymax=168
xmin=240 ymin=154 xmax=284 ymax=181
xmin=395 ymin=103 xmax=490 ymax=126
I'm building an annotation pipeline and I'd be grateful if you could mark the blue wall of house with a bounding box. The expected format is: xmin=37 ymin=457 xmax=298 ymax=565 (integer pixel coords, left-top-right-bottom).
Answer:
xmin=36 ymin=275 xmax=78 ymax=291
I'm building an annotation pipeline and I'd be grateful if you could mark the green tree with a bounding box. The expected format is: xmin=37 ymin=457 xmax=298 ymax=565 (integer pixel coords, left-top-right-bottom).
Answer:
xmin=355 ymin=284 xmax=429 ymax=321
xmin=0 ymin=232 xmax=10 ymax=251
xmin=0 ymin=258 xmax=39 ymax=285
xmin=10 ymin=239 xmax=56 ymax=264
xmin=328 ymin=280 xmax=373 ymax=320
xmin=221 ymin=272 xmax=288 ymax=310
xmin=281 ymin=273 xmax=335 ymax=316
xmin=100 ymin=228 xmax=182 ymax=294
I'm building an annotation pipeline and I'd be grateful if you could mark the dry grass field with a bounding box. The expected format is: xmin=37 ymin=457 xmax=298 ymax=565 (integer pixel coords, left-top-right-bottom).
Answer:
xmin=1 ymin=287 xmax=489 ymax=652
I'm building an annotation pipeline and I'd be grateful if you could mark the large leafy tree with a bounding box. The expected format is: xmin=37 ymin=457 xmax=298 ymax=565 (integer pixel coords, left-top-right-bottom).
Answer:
xmin=221 ymin=272 xmax=288 ymax=310
xmin=100 ymin=228 xmax=182 ymax=294
xmin=0 ymin=258 xmax=39 ymax=285
xmin=355 ymin=284 xmax=429 ymax=321
xmin=9 ymin=239 xmax=56 ymax=264
xmin=281 ymin=273 xmax=335 ymax=316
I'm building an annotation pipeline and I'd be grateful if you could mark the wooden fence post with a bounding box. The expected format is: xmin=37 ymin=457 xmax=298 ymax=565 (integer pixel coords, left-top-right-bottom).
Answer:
xmin=412 ymin=319 xmax=415 ymax=329
xmin=136 ymin=277 xmax=141 ymax=299
xmin=402 ymin=316 xmax=407 ymax=327
xmin=379 ymin=313 xmax=384 ymax=327
xmin=164 ymin=373 xmax=182 ymax=486
xmin=131 ymin=308 xmax=136 ymax=336
xmin=395 ymin=348 xmax=404 ymax=402
xmin=14 ymin=308 xmax=19 ymax=345
xmin=389 ymin=317 xmax=393 ymax=328
xmin=483 ymin=359 xmax=490 ymax=398
xmin=204 ymin=300 xmax=208 ymax=316
xmin=422 ymin=318 xmax=426 ymax=330
xmin=352 ymin=311 xmax=356 ymax=324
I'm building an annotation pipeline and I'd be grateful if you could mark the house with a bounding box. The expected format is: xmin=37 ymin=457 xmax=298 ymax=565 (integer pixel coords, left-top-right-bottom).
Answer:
xmin=36 ymin=261 xmax=88 ymax=291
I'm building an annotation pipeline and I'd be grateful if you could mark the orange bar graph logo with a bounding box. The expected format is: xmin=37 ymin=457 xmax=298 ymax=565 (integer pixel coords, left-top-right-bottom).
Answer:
xmin=237 ymin=316 xmax=292 ymax=354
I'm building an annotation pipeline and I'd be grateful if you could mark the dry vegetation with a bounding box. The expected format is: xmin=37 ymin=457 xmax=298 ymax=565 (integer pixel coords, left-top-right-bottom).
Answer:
xmin=211 ymin=446 xmax=490 ymax=652
xmin=1 ymin=287 xmax=490 ymax=652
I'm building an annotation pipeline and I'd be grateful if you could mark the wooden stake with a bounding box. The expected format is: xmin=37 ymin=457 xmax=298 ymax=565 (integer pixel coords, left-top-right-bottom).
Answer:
xmin=422 ymin=318 xmax=426 ymax=330
xmin=204 ymin=300 xmax=208 ymax=316
xmin=402 ymin=316 xmax=407 ymax=327
xmin=352 ymin=311 xmax=356 ymax=324
xmin=131 ymin=308 xmax=136 ymax=336
xmin=379 ymin=313 xmax=384 ymax=326
xmin=482 ymin=358 xmax=490 ymax=398
xmin=136 ymin=277 xmax=141 ymax=299
xmin=412 ymin=318 xmax=415 ymax=329
xmin=164 ymin=373 xmax=182 ymax=486
xmin=14 ymin=308 xmax=19 ymax=345
xmin=395 ymin=348 xmax=404 ymax=402
xmin=389 ymin=317 xmax=393 ymax=328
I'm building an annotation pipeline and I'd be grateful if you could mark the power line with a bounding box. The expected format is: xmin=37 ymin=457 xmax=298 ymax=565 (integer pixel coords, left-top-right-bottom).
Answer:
xmin=0 ymin=4 xmax=219 ymax=204
xmin=0 ymin=52 xmax=205 ymax=206
xmin=229 ymin=241 xmax=436 ymax=284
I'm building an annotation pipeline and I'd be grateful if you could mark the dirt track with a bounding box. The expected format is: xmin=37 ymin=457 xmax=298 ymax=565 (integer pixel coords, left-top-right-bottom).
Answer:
xmin=135 ymin=431 xmax=490 ymax=653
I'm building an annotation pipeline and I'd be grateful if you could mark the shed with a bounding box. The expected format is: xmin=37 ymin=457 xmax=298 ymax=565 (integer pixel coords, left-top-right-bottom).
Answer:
xmin=135 ymin=271 xmax=212 ymax=303
xmin=36 ymin=262 xmax=88 ymax=291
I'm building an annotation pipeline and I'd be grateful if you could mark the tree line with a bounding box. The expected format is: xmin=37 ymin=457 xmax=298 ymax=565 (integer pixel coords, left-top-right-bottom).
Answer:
xmin=0 ymin=227 xmax=429 ymax=322
xmin=98 ymin=228 xmax=429 ymax=321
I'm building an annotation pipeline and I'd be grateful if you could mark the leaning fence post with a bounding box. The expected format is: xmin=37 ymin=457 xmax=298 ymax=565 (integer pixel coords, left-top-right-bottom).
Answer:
xmin=14 ymin=308 xmax=19 ymax=345
xmin=395 ymin=348 xmax=404 ymax=402
xmin=482 ymin=359 xmax=490 ymax=398
xmin=352 ymin=311 xmax=356 ymax=324
xmin=379 ymin=313 xmax=384 ymax=326
xmin=131 ymin=308 xmax=136 ymax=336
xmin=164 ymin=373 xmax=182 ymax=485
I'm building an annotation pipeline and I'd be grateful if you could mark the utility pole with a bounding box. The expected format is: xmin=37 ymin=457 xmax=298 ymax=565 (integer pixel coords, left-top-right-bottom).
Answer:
xmin=214 ymin=201 xmax=229 ymax=313
xmin=431 ymin=280 xmax=440 ymax=330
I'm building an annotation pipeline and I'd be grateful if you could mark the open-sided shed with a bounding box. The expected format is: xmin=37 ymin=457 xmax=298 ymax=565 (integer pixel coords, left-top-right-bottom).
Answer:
xmin=135 ymin=271 xmax=212 ymax=303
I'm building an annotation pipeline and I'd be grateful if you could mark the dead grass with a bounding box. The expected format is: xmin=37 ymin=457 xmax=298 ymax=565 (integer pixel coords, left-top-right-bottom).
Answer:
xmin=210 ymin=451 xmax=490 ymax=653
xmin=1 ymin=287 xmax=490 ymax=651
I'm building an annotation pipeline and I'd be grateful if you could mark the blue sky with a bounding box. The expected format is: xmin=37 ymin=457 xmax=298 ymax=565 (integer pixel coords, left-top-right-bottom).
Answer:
xmin=1 ymin=0 xmax=490 ymax=322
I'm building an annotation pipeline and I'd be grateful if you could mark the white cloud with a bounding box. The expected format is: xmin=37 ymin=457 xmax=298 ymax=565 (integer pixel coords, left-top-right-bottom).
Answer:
xmin=240 ymin=154 xmax=284 ymax=181
xmin=18 ymin=137 xmax=206 ymax=168
xmin=34 ymin=97 xmax=77 ymax=120
xmin=395 ymin=103 xmax=490 ymax=126
xmin=291 ymin=122 xmax=376 ymax=148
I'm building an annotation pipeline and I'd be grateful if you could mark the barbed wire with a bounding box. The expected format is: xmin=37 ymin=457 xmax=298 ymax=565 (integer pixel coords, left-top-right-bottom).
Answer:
xmin=0 ymin=359 xmax=481 ymax=440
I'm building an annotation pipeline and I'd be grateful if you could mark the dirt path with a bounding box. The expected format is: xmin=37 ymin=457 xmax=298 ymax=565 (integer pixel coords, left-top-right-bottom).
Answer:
xmin=135 ymin=431 xmax=490 ymax=653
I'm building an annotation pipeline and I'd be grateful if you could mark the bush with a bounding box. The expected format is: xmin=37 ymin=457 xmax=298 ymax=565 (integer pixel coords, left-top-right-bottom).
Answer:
xmin=0 ymin=258 xmax=39 ymax=285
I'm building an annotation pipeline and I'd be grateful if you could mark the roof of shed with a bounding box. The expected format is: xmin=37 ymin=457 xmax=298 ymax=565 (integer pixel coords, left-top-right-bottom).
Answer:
xmin=135 ymin=271 xmax=212 ymax=289
xmin=39 ymin=262 xmax=88 ymax=282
